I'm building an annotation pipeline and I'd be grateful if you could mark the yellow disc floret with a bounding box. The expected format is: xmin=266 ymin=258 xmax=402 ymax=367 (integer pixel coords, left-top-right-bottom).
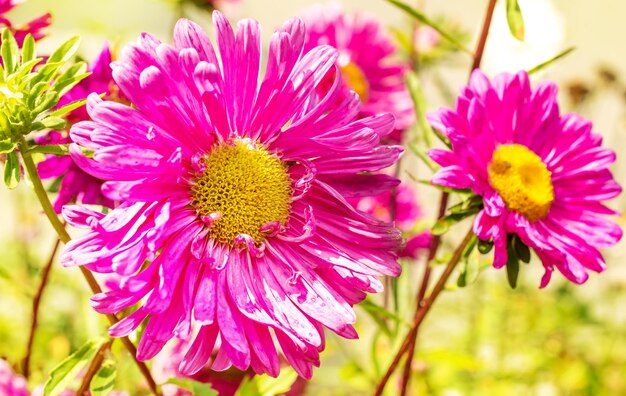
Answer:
xmin=340 ymin=62 xmax=369 ymax=102
xmin=488 ymin=144 xmax=554 ymax=222
xmin=191 ymin=139 xmax=292 ymax=245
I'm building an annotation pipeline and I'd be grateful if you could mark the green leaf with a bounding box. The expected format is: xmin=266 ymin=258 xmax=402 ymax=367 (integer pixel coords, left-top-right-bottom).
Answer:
xmin=408 ymin=142 xmax=438 ymax=172
xmin=166 ymin=378 xmax=218 ymax=396
xmin=47 ymin=36 xmax=81 ymax=64
xmin=528 ymin=47 xmax=576 ymax=75
xmin=386 ymin=0 xmax=473 ymax=55
xmin=26 ymin=144 xmax=70 ymax=156
xmin=457 ymin=234 xmax=479 ymax=287
xmin=512 ymin=235 xmax=531 ymax=263
xmin=505 ymin=237 xmax=520 ymax=289
xmin=249 ymin=369 xmax=298 ymax=396
xmin=43 ymin=337 xmax=107 ymax=396
xmin=448 ymin=195 xmax=484 ymax=215
xmin=50 ymin=97 xmax=87 ymax=118
xmin=90 ymin=359 xmax=116 ymax=396
xmin=21 ymin=34 xmax=36 ymax=63
xmin=406 ymin=72 xmax=433 ymax=147
xmin=4 ymin=151 xmax=20 ymax=189
xmin=505 ymin=0 xmax=525 ymax=41
xmin=0 ymin=138 xmax=16 ymax=154
xmin=32 ymin=91 xmax=60 ymax=115
xmin=477 ymin=239 xmax=494 ymax=254
xmin=40 ymin=116 xmax=67 ymax=130
xmin=1 ymin=29 xmax=19 ymax=75
xmin=431 ymin=210 xmax=478 ymax=236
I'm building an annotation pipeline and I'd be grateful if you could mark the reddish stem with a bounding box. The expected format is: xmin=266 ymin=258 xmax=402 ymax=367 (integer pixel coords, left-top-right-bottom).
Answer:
xmin=23 ymin=237 xmax=62 ymax=378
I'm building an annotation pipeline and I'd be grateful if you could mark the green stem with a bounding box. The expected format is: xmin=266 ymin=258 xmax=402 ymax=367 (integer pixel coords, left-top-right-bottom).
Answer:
xmin=17 ymin=137 xmax=162 ymax=396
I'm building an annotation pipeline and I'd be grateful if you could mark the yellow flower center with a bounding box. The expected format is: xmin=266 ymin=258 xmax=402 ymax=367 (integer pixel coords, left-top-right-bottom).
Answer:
xmin=487 ymin=144 xmax=554 ymax=222
xmin=340 ymin=62 xmax=369 ymax=102
xmin=191 ymin=139 xmax=292 ymax=245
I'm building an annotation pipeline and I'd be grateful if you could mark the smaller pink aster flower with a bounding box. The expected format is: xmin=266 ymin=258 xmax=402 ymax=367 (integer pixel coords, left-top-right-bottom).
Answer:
xmin=350 ymin=182 xmax=431 ymax=259
xmin=428 ymin=69 xmax=622 ymax=287
xmin=0 ymin=359 xmax=28 ymax=396
xmin=0 ymin=0 xmax=51 ymax=45
xmin=302 ymin=4 xmax=414 ymax=143
xmin=37 ymin=43 xmax=120 ymax=213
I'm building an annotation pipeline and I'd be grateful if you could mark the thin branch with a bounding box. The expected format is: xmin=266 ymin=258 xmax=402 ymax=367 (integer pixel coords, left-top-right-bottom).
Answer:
xmin=471 ymin=0 xmax=498 ymax=71
xmin=77 ymin=339 xmax=113 ymax=395
xmin=374 ymin=229 xmax=474 ymax=396
xmin=399 ymin=192 xmax=448 ymax=395
xmin=23 ymin=237 xmax=62 ymax=378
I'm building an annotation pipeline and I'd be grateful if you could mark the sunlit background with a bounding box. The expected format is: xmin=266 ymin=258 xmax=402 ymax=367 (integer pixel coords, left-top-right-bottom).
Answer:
xmin=2 ymin=0 xmax=626 ymax=394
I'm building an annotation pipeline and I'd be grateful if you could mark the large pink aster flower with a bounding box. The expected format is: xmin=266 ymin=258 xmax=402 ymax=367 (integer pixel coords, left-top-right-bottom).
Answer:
xmin=37 ymin=43 xmax=119 ymax=213
xmin=0 ymin=359 xmax=28 ymax=396
xmin=302 ymin=5 xmax=414 ymax=143
xmin=428 ymin=70 xmax=622 ymax=287
xmin=349 ymin=182 xmax=431 ymax=259
xmin=61 ymin=12 xmax=402 ymax=379
xmin=0 ymin=0 xmax=51 ymax=45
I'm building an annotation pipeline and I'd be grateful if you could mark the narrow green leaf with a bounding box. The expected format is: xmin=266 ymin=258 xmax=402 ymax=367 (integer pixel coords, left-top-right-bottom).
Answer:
xmin=166 ymin=378 xmax=218 ymax=396
xmin=386 ymin=0 xmax=473 ymax=55
xmin=47 ymin=36 xmax=81 ymax=64
xmin=21 ymin=34 xmax=36 ymax=63
xmin=408 ymin=142 xmax=438 ymax=172
xmin=1 ymin=29 xmax=19 ymax=75
xmin=432 ymin=210 xmax=478 ymax=236
xmin=50 ymin=98 xmax=87 ymax=118
xmin=448 ymin=195 xmax=484 ymax=214
xmin=505 ymin=237 xmax=520 ymax=289
xmin=4 ymin=151 xmax=20 ymax=189
xmin=40 ymin=116 xmax=67 ymax=130
xmin=528 ymin=47 xmax=576 ymax=75
xmin=0 ymin=138 xmax=16 ymax=154
xmin=457 ymin=234 xmax=479 ymax=287
xmin=32 ymin=92 xmax=60 ymax=115
xmin=26 ymin=144 xmax=70 ymax=156
xmin=406 ymin=72 xmax=433 ymax=148
xmin=90 ymin=360 xmax=116 ymax=396
xmin=506 ymin=0 xmax=525 ymax=41
xmin=43 ymin=338 xmax=107 ymax=396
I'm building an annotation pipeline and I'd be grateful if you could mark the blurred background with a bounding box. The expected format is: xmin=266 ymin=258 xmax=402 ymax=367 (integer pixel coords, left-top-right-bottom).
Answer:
xmin=2 ymin=0 xmax=626 ymax=395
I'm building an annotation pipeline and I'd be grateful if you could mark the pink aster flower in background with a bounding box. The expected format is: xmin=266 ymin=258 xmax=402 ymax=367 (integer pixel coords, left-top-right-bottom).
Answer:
xmin=36 ymin=43 xmax=120 ymax=213
xmin=350 ymin=182 xmax=431 ymax=259
xmin=428 ymin=69 xmax=622 ymax=287
xmin=0 ymin=0 xmax=51 ymax=45
xmin=61 ymin=11 xmax=402 ymax=380
xmin=0 ymin=359 xmax=28 ymax=396
xmin=302 ymin=4 xmax=414 ymax=143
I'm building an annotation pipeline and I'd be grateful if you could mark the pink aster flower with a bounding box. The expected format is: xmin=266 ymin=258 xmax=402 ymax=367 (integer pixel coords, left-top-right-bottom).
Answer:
xmin=61 ymin=11 xmax=402 ymax=379
xmin=428 ymin=69 xmax=622 ymax=287
xmin=0 ymin=0 xmax=51 ymax=45
xmin=0 ymin=359 xmax=28 ymax=396
xmin=302 ymin=4 xmax=414 ymax=143
xmin=37 ymin=43 xmax=119 ymax=213
xmin=349 ymin=182 xmax=431 ymax=259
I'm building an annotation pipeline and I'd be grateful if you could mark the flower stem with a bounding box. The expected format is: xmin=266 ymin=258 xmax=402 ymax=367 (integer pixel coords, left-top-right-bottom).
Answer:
xmin=398 ymin=192 xmax=448 ymax=395
xmin=23 ymin=237 xmax=62 ymax=378
xmin=374 ymin=229 xmax=474 ymax=396
xmin=17 ymin=138 xmax=161 ymax=396
xmin=392 ymin=0 xmax=498 ymax=392
xmin=77 ymin=339 xmax=113 ymax=395
xmin=472 ymin=0 xmax=498 ymax=71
